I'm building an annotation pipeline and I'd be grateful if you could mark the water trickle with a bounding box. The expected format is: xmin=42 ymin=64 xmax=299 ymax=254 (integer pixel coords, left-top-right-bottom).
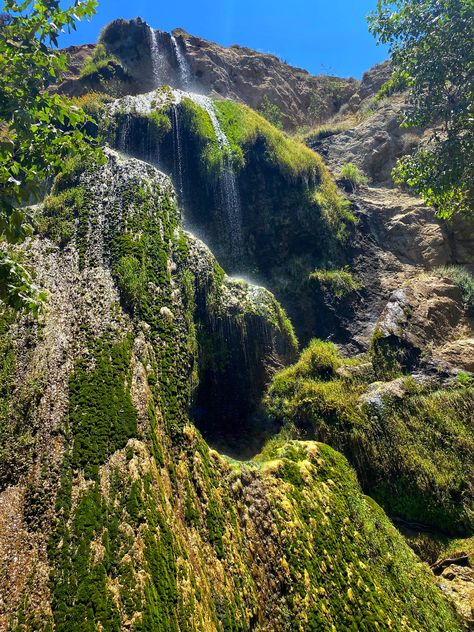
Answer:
xmin=171 ymin=104 xmax=185 ymax=205
xmin=187 ymin=94 xmax=243 ymax=261
xmin=118 ymin=113 xmax=133 ymax=154
xmin=148 ymin=26 xmax=164 ymax=87
xmin=171 ymin=35 xmax=192 ymax=89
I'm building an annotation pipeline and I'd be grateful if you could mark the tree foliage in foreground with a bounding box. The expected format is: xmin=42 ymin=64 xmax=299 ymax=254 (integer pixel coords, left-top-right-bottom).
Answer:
xmin=0 ymin=0 xmax=100 ymax=313
xmin=368 ymin=0 xmax=474 ymax=218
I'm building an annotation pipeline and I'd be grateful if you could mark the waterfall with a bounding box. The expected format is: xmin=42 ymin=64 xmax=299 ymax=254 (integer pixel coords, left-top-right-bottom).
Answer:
xmin=118 ymin=113 xmax=132 ymax=154
xmin=171 ymin=104 xmax=185 ymax=205
xmin=188 ymin=94 xmax=243 ymax=260
xmin=171 ymin=35 xmax=192 ymax=89
xmin=148 ymin=26 xmax=164 ymax=87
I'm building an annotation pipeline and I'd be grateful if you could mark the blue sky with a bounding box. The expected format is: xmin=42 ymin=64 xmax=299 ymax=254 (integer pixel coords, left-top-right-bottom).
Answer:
xmin=58 ymin=0 xmax=387 ymax=78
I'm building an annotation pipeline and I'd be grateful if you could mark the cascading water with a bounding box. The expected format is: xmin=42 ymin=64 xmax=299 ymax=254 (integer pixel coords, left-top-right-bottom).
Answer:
xmin=148 ymin=26 xmax=164 ymax=87
xmin=188 ymin=94 xmax=243 ymax=260
xmin=118 ymin=113 xmax=132 ymax=154
xmin=171 ymin=104 xmax=185 ymax=205
xmin=171 ymin=35 xmax=192 ymax=89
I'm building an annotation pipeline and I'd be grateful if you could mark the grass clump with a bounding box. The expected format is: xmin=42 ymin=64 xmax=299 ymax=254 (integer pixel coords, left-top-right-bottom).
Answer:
xmin=339 ymin=162 xmax=369 ymax=188
xmin=310 ymin=267 xmax=362 ymax=298
xmin=312 ymin=171 xmax=358 ymax=241
xmin=305 ymin=121 xmax=351 ymax=143
xmin=258 ymin=95 xmax=284 ymax=129
xmin=433 ymin=265 xmax=474 ymax=313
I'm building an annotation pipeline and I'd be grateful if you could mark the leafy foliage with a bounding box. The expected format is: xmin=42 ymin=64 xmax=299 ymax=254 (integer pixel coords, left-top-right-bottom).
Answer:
xmin=0 ymin=0 xmax=101 ymax=312
xmin=368 ymin=0 xmax=474 ymax=218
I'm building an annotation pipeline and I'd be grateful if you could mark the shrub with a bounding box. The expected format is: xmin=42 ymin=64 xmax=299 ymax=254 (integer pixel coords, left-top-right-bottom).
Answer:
xmin=339 ymin=162 xmax=369 ymax=188
xmin=309 ymin=267 xmax=362 ymax=298
xmin=258 ymin=95 xmax=284 ymax=130
xmin=79 ymin=43 xmax=120 ymax=79
xmin=71 ymin=92 xmax=113 ymax=118
xmin=433 ymin=265 xmax=474 ymax=313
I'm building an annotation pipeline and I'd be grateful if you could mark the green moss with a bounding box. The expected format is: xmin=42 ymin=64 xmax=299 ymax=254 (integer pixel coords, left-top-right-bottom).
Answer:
xmin=69 ymin=336 xmax=138 ymax=479
xmin=206 ymin=495 xmax=226 ymax=560
xmin=266 ymin=340 xmax=474 ymax=533
xmin=251 ymin=441 xmax=463 ymax=631
xmin=49 ymin=476 xmax=121 ymax=632
xmin=180 ymin=98 xmax=225 ymax=178
xmin=148 ymin=109 xmax=172 ymax=139
xmin=37 ymin=186 xmax=90 ymax=261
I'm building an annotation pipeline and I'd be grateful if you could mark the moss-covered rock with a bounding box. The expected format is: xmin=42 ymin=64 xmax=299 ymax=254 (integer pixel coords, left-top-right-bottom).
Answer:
xmin=266 ymin=339 xmax=474 ymax=534
xmin=104 ymin=89 xmax=357 ymax=343
xmin=0 ymin=153 xmax=466 ymax=632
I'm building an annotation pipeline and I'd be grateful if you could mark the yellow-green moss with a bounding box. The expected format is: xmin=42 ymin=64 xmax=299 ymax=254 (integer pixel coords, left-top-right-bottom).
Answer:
xmin=266 ymin=340 xmax=474 ymax=533
xmin=215 ymin=99 xmax=323 ymax=180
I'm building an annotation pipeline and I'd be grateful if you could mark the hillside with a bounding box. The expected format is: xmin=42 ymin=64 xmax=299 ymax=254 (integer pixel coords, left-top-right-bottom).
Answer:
xmin=1 ymin=14 xmax=473 ymax=632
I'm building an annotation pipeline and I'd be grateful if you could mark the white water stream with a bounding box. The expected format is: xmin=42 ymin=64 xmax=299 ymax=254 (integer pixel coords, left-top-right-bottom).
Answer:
xmin=148 ymin=26 xmax=164 ymax=87
xmin=171 ymin=35 xmax=192 ymax=89
xmin=186 ymin=94 xmax=243 ymax=259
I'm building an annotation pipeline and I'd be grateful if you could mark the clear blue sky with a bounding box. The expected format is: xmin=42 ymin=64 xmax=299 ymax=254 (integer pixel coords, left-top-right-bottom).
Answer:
xmin=58 ymin=0 xmax=387 ymax=78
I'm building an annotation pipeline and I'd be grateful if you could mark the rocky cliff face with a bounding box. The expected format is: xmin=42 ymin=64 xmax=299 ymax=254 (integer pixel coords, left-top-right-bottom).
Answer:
xmin=2 ymin=15 xmax=474 ymax=632
xmin=1 ymin=151 xmax=466 ymax=631
xmin=59 ymin=18 xmax=357 ymax=130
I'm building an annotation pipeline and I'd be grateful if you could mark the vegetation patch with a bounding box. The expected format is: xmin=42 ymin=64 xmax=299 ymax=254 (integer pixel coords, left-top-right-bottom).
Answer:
xmin=79 ymin=43 xmax=123 ymax=79
xmin=180 ymin=98 xmax=225 ymax=178
xmin=69 ymin=336 xmax=138 ymax=479
xmin=215 ymin=99 xmax=323 ymax=180
xmin=265 ymin=340 xmax=474 ymax=533
xmin=433 ymin=265 xmax=474 ymax=314
xmin=310 ymin=267 xmax=362 ymax=298
xmin=339 ymin=162 xmax=369 ymax=189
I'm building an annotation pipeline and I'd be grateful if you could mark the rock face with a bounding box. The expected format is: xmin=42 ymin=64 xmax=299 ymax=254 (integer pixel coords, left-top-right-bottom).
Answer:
xmin=310 ymin=94 xmax=427 ymax=186
xmin=372 ymin=275 xmax=474 ymax=375
xmin=4 ymin=18 xmax=474 ymax=630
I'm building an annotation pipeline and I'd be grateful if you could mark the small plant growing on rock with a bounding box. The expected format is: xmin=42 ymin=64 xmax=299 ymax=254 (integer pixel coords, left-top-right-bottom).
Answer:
xmin=339 ymin=162 xmax=369 ymax=190
xmin=258 ymin=96 xmax=284 ymax=130
xmin=309 ymin=268 xmax=362 ymax=299
xmin=433 ymin=266 xmax=474 ymax=314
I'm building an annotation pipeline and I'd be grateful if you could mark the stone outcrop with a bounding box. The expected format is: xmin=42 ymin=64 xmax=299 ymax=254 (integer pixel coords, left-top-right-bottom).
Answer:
xmin=309 ymin=94 xmax=427 ymax=186
xmin=372 ymin=275 xmax=474 ymax=375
